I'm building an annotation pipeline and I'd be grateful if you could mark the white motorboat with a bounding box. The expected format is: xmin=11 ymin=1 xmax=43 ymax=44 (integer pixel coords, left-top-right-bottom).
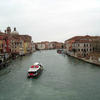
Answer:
xmin=27 ymin=62 xmax=43 ymax=78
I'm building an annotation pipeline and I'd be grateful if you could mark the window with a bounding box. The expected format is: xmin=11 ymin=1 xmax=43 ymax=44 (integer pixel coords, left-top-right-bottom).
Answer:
xmin=84 ymin=49 xmax=86 ymax=52
xmin=81 ymin=49 xmax=83 ymax=51
xmin=93 ymin=48 xmax=94 ymax=51
xmin=2 ymin=44 xmax=3 ymax=48
xmin=87 ymin=44 xmax=88 ymax=47
xmin=78 ymin=44 xmax=80 ymax=47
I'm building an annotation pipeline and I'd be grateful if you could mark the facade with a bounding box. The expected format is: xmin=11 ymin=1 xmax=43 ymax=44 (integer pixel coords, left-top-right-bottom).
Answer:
xmin=65 ymin=35 xmax=100 ymax=59
xmin=0 ymin=27 xmax=32 ymax=55
xmin=91 ymin=36 xmax=100 ymax=52
xmin=10 ymin=35 xmax=24 ymax=55
xmin=35 ymin=41 xmax=64 ymax=50
xmin=0 ymin=32 xmax=11 ymax=62
xmin=0 ymin=33 xmax=6 ymax=53
xmin=48 ymin=42 xmax=54 ymax=49
xmin=41 ymin=41 xmax=49 ymax=50
xmin=56 ymin=42 xmax=63 ymax=49
xmin=0 ymin=26 xmax=35 ymax=63
xmin=64 ymin=36 xmax=80 ymax=55
xmin=31 ymin=41 xmax=36 ymax=52
xmin=72 ymin=36 xmax=93 ymax=58
xmin=20 ymin=35 xmax=32 ymax=54
xmin=49 ymin=42 xmax=57 ymax=49
xmin=36 ymin=42 xmax=46 ymax=50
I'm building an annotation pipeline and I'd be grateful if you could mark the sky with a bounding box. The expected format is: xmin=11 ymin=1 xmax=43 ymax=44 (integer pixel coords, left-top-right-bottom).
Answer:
xmin=0 ymin=0 xmax=100 ymax=42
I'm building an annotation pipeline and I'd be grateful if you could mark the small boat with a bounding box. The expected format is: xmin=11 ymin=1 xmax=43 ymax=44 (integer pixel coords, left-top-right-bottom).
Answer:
xmin=27 ymin=62 xmax=43 ymax=78
xmin=57 ymin=49 xmax=63 ymax=54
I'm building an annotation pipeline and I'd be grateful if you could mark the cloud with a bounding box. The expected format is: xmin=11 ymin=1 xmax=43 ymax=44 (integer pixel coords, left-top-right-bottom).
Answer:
xmin=0 ymin=0 xmax=100 ymax=41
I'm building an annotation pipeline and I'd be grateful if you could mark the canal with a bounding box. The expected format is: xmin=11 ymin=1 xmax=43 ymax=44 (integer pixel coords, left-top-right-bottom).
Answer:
xmin=0 ymin=50 xmax=100 ymax=100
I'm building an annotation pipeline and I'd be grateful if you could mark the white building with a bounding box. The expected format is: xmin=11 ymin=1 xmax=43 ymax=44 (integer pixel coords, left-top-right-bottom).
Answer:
xmin=36 ymin=43 xmax=45 ymax=50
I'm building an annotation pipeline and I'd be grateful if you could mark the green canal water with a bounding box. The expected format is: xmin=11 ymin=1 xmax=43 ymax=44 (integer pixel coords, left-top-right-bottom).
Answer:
xmin=0 ymin=50 xmax=100 ymax=100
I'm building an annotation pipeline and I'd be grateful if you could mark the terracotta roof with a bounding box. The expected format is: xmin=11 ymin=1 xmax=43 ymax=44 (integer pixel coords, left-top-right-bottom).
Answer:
xmin=65 ymin=35 xmax=93 ymax=43
xmin=66 ymin=36 xmax=82 ymax=41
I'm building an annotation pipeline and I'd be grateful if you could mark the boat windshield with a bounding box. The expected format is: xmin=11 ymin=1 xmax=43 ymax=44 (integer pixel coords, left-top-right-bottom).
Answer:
xmin=29 ymin=72 xmax=36 ymax=74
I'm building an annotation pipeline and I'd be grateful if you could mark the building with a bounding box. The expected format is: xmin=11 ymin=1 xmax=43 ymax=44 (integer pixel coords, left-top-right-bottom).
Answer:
xmin=55 ymin=42 xmax=63 ymax=49
xmin=0 ymin=32 xmax=6 ymax=53
xmin=5 ymin=27 xmax=32 ymax=55
xmin=64 ymin=36 xmax=80 ymax=55
xmin=0 ymin=26 xmax=34 ymax=62
xmin=10 ymin=35 xmax=24 ymax=55
xmin=36 ymin=42 xmax=46 ymax=50
xmin=20 ymin=35 xmax=32 ymax=54
xmin=31 ymin=41 xmax=36 ymax=52
xmin=72 ymin=35 xmax=93 ymax=58
xmin=49 ymin=42 xmax=57 ymax=49
xmin=65 ymin=35 xmax=100 ymax=59
xmin=41 ymin=41 xmax=49 ymax=50
xmin=91 ymin=36 xmax=100 ymax=52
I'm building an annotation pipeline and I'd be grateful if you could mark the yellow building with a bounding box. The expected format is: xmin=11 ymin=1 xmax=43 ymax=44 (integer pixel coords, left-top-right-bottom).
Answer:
xmin=20 ymin=35 xmax=32 ymax=55
xmin=0 ymin=40 xmax=3 ymax=53
xmin=23 ymin=42 xmax=28 ymax=54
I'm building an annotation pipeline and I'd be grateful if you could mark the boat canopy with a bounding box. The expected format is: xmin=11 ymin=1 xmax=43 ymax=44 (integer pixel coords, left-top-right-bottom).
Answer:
xmin=34 ymin=62 xmax=39 ymax=66
xmin=28 ymin=68 xmax=39 ymax=72
xmin=31 ymin=65 xmax=35 ymax=68
xmin=30 ymin=65 xmax=39 ymax=68
xmin=35 ymin=65 xmax=39 ymax=68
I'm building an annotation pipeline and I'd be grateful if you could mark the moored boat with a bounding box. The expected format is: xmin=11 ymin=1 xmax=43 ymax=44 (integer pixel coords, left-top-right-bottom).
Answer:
xmin=27 ymin=62 xmax=43 ymax=78
xmin=57 ymin=49 xmax=63 ymax=54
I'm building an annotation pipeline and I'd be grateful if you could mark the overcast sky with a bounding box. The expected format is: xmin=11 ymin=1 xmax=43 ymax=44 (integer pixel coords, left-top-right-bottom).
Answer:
xmin=0 ymin=0 xmax=100 ymax=42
